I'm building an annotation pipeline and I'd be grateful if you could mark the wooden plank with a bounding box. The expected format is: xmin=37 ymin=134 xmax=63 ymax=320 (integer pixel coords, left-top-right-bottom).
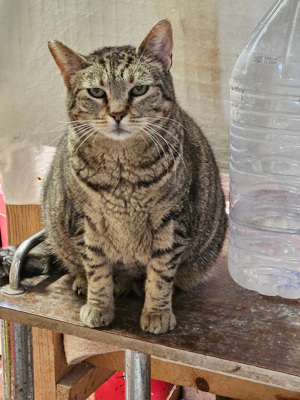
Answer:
xmin=150 ymin=359 xmax=300 ymax=400
xmin=88 ymin=353 xmax=300 ymax=400
xmin=0 ymin=268 xmax=299 ymax=394
xmin=87 ymin=351 xmax=124 ymax=371
xmin=57 ymin=362 xmax=114 ymax=400
xmin=32 ymin=328 xmax=73 ymax=400
xmin=6 ymin=204 xmax=42 ymax=245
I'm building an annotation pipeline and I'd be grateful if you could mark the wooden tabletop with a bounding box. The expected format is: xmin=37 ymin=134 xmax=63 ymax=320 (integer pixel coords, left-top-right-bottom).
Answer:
xmin=0 ymin=243 xmax=299 ymax=392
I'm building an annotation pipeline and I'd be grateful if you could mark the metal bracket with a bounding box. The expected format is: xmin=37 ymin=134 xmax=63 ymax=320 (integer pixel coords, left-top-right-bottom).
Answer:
xmin=1 ymin=229 xmax=46 ymax=296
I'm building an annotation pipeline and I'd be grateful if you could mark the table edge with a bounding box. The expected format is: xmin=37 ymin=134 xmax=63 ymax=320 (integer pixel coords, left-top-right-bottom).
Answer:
xmin=0 ymin=306 xmax=299 ymax=392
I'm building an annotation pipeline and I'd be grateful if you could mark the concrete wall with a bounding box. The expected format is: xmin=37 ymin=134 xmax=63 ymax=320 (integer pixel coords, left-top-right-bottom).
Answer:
xmin=0 ymin=0 xmax=275 ymax=204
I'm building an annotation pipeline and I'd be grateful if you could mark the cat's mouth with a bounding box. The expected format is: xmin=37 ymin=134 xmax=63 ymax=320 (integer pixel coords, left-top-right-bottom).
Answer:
xmin=106 ymin=125 xmax=134 ymax=141
xmin=111 ymin=126 xmax=128 ymax=133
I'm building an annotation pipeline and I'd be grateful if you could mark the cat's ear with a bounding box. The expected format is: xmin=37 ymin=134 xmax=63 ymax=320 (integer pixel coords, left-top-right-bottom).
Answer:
xmin=136 ymin=20 xmax=173 ymax=71
xmin=48 ymin=40 xmax=89 ymax=86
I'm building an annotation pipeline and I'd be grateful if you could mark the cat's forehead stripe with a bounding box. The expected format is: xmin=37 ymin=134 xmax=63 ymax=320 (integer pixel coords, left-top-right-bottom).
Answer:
xmin=103 ymin=51 xmax=138 ymax=82
xmin=84 ymin=48 xmax=152 ymax=87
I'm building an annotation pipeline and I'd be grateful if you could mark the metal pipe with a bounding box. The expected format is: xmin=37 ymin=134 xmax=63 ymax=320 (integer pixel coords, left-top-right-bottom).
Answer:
xmin=125 ymin=350 xmax=151 ymax=400
xmin=1 ymin=320 xmax=34 ymax=400
xmin=0 ymin=231 xmax=45 ymax=397
xmin=9 ymin=229 xmax=45 ymax=290
xmin=1 ymin=229 xmax=45 ymax=295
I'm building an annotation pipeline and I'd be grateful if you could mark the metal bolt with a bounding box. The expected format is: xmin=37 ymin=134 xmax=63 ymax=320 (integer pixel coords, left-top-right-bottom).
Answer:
xmin=1 ymin=284 xmax=26 ymax=295
xmin=196 ymin=377 xmax=210 ymax=392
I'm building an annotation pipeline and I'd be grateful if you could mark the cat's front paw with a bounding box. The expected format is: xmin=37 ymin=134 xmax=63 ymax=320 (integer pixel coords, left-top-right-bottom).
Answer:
xmin=80 ymin=304 xmax=114 ymax=328
xmin=72 ymin=276 xmax=87 ymax=296
xmin=140 ymin=310 xmax=176 ymax=334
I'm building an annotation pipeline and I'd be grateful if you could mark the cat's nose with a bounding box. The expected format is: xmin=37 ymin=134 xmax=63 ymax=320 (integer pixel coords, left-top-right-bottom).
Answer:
xmin=110 ymin=111 xmax=127 ymax=123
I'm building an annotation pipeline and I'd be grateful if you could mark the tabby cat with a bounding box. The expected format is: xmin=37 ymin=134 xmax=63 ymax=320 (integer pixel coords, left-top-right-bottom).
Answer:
xmin=1 ymin=20 xmax=227 ymax=334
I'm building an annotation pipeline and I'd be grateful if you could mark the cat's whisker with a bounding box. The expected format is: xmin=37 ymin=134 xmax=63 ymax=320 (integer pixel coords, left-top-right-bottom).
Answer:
xmin=46 ymin=120 xmax=103 ymax=150
xmin=145 ymin=125 xmax=176 ymax=157
xmin=140 ymin=127 xmax=160 ymax=155
xmin=57 ymin=120 xmax=79 ymax=125
xmin=50 ymin=121 xmax=94 ymax=147
xmin=46 ymin=124 xmax=69 ymax=132
xmin=136 ymin=130 xmax=149 ymax=147
xmin=142 ymin=126 xmax=170 ymax=167
xmin=150 ymin=126 xmax=185 ymax=167
xmin=140 ymin=127 xmax=164 ymax=160
xmin=145 ymin=116 xmax=186 ymax=131
xmin=57 ymin=120 xmax=87 ymax=129
xmin=48 ymin=133 xmax=68 ymax=147
xmin=148 ymin=132 xmax=167 ymax=162
xmin=73 ymin=127 xmax=95 ymax=145
xmin=58 ymin=120 xmax=105 ymax=133
xmin=146 ymin=125 xmax=187 ymax=178
xmin=145 ymin=122 xmax=181 ymax=144
xmin=44 ymin=123 xmax=75 ymax=142
xmin=72 ymin=121 xmax=97 ymax=131
xmin=73 ymin=124 xmax=94 ymax=133
xmin=72 ymin=127 xmax=95 ymax=151
xmin=72 ymin=126 xmax=93 ymax=141
xmin=35 ymin=121 xmax=72 ymax=136
xmin=73 ymin=129 xmax=97 ymax=156
xmin=92 ymin=130 xmax=102 ymax=147
xmin=57 ymin=123 xmax=93 ymax=142
xmin=59 ymin=119 xmax=102 ymax=125
xmin=145 ymin=126 xmax=175 ymax=174
xmin=73 ymin=123 xmax=96 ymax=132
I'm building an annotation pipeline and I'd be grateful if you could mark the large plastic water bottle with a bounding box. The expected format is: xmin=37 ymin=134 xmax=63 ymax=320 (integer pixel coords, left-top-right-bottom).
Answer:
xmin=228 ymin=0 xmax=300 ymax=299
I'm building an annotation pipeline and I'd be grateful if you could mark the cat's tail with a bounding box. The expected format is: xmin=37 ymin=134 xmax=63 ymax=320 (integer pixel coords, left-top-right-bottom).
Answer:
xmin=0 ymin=239 xmax=59 ymax=279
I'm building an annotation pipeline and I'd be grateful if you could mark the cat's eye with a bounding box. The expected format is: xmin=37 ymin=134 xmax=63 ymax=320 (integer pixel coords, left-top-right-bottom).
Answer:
xmin=130 ymin=85 xmax=149 ymax=97
xmin=87 ymin=88 xmax=106 ymax=99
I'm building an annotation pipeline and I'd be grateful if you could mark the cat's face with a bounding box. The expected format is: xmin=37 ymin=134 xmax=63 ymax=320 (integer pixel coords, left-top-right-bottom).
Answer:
xmin=49 ymin=21 xmax=175 ymax=142
xmin=68 ymin=47 xmax=173 ymax=141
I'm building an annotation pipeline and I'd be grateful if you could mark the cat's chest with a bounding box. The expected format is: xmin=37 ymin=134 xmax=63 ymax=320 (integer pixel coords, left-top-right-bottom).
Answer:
xmin=72 ymin=150 xmax=162 ymax=208
xmin=73 ymin=159 xmax=159 ymax=214
xmin=91 ymin=208 xmax=152 ymax=266
xmin=72 ymin=153 xmax=161 ymax=264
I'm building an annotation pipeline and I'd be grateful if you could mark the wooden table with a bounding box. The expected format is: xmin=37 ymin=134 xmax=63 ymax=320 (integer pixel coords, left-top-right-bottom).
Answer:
xmin=0 ymin=241 xmax=299 ymax=400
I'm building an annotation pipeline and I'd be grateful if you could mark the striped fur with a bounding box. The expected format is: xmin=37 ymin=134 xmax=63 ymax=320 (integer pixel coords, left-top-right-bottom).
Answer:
xmin=2 ymin=21 xmax=227 ymax=334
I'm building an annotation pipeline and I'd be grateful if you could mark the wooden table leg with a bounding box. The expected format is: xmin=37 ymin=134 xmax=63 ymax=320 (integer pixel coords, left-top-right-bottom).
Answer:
xmin=32 ymin=328 xmax=72 ymax=400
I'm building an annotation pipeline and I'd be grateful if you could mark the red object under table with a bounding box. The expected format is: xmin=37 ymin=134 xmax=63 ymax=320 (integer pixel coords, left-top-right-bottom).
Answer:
xmin=94 ymin=372 xmax=174 ymax=400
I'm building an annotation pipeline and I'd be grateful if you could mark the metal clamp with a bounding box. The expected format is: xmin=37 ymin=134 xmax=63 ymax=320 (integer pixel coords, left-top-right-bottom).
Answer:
xmin=1 ymin=229 xmax=46 ymax=296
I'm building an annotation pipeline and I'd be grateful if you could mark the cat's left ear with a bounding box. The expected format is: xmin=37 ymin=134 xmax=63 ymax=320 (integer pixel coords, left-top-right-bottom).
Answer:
xmin=136 ymin=20 xmax=173 ymax=71
xmin=48 ymin=40 xmax=89 ymax=86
